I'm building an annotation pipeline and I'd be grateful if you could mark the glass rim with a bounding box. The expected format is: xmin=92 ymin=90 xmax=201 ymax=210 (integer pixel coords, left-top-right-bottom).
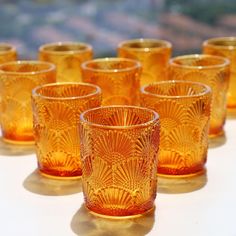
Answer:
xmin=203 ymin=37 xmax=236 ymax=49
xmin=141 ymin=80 xmax=212 ymax=99
xmin=80 ymin=105 xmax=159 ymax=130
xmin=81 ymin=57 xmax=142 ymax=73
xmin=39 ymin=41 xmax=93 ymax=54
xmin=169 ymin=54 xmax=230 ymax=69
xmin=0 ymin=43 xmax=16 ymax=54
xmin=117 ymin=38 xmax=172 ymax=51
xmin=0 ymin=60 xmax=56 ymax=75
xmin=32 ymin=82 xmax=101 ymax=101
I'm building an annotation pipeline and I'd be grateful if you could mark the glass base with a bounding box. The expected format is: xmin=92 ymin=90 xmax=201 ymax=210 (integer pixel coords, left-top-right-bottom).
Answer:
xmin=39 ymin=170 xmax=82 ymax=180
xmin=86 ymin=205 xmax=155 ymax=220
xmin=227 ymin=108 xmax=236 ymax=118
xmin=2 ymin=137 xmax=35 ymax=145
xmin=209 ymin=129 xmax=224 ymax=139
xmin=157 ymin=168 xmax=205 ymax=179
xmin=157 ymin=168 xmax=207 ymax=194
xmin=0 ymin=137 xmax=35 ymax=155
xmin=208 ymin=131 xmax=226 ymax=148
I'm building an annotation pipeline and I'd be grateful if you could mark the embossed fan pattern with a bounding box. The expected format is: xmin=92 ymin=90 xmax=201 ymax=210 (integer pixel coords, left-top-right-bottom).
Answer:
xmin=81 ymin=58 xmax=141 ymax=105
xmin=80 ymin=106 xmax=159 ymax=217
xmin=0 ymin=61 xmax=56 ymax=143
xmin=32 ymin=83 xmax=101 ymax=178
xmin=169 ymin=54 xmax=230 ymax=137
xmin=118 ymin=39 xmax=172 ymax=86
xmin=39 ymin=42 xmax=93 ymax=82
xmin=140 ymin=81 xmax=212 ymax=176
xmin=203 ymin=38 xmax=236 ymax=110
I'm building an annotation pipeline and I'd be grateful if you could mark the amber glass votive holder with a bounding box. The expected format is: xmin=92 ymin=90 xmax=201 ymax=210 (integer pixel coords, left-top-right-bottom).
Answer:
xmin=81 ymin=57 xmax=141 ymax=105
xmin=203 ymin=37 xmax=236 ymax=115
xmin=0 ymin=43 xmax=17 ymax=64
xmin=32 ymin=82 xmax=101 ymax=179
xmin=0 ymin=61 xmax=56 ymax=144
xmin=80 ymin=105 xmax=160 ymax=218
xmin=39 ymin=41 xmax=93 ymax=82
xmin=168 ymin=54 xmax=230 ymax=138
xmin=140 ymin=81 xmax=212 ymax=177
xmin=117 ymin=38 xmax=172 ymax=86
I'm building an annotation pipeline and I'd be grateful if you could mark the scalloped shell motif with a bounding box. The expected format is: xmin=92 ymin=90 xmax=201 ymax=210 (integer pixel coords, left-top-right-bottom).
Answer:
xmin=0 ymin=70 xmax=55 ymax=142
xmin=33 ymin=91 xmax=101 ymax=178
xmin=80 ymin=120 xmax=159 ymax=216
xmin=141 ymin=93 xmax=211 ymax=175
xmin=170 ymin=64 xmax=229 ymax=136
xmin=118 ymin=47 xmax=170 ymax=85
xmin=40 ymin=50 xmax=92 ymax=82
xmin=82 ymin=68 xmax=140 ymax=105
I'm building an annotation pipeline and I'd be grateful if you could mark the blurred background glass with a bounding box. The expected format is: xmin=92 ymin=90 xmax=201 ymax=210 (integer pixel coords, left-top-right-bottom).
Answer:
xmin=1 ymin=0 xmax=236 ymax=59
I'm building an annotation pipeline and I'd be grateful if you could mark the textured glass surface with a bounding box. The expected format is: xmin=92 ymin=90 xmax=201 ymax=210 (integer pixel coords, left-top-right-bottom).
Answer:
xmin=117 ymin=39 xmax=172 ymax=86
xmin=39 ymin=42 xmax=93 ymax=82
xmin=0 ymin=43 xmax=17 ymax=64
xmin=203 ymin=37 xmax=236 ymax=112
xmin=0 ymin=61 xmax=56 ymax=143
xmin=168 ymin=54 xmax=230 ymax=138
xmin=81 ymin=58 xmax=141 ymax=105
xmin=80 ymin=106 xmax=159 ymax=217
xmin=140 ymin=81 xmax=212 ymax=176
xmin=32 ymin=83 xmax=101 ymax=178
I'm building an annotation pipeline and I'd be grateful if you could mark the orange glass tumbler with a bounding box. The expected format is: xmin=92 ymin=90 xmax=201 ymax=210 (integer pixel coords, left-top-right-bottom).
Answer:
xmin=0 ymin=43 xmax=17 ymax=64
xmin=32 ymin=83 xmax=101 ymax=179
xmin=81 ymin=58 xmax=141 ymax=105
xmin=39 ymin=41 xmax=93 ymax=82
xmin=80 ymin=106 xmax=160 ymax=217
xmin=140 ymin=81 xmax=212 ymax=177
xmin=203 ymin=37 xmax=236 ymax=115
xmin=0 ymin=61 xmax=56 ymax=144
xmin=117 ymin=38 xmax=172 ymax=86
xmin=168 ymin=54 xmax=230 ymax=138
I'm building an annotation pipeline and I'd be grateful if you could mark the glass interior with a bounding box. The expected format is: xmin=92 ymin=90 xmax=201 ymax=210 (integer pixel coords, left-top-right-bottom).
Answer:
xmin=208 ymin=39 xmax=236 ymax=47
xmin=172 ymin=56 xmax=227 ymax=67
xmin=0 ymin=63 xmax=52 ymax=73
xmin=123 ymin=40 xmax=168 ymax=49
xmin=84 ymin=59 xmax=138 ymax=70
xmin=42 ymin=44 xmax=89 ymax=52
xmin=0 ymin=45 xmax=12 ymax=52
xmin=36 ymin=84 xmax=98 ymax=98
xmin=82 ymin=106 xmax=156 ymax=127
xmin=144 ymin=81 xmax=208 ymax=97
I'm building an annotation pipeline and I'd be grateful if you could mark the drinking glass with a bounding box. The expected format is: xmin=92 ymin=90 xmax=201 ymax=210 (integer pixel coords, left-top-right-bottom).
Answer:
xmin=168 ymin=54 xmax=230 ymax=138
xmin=32 ymin=82 xmax=101 ymax=179
xmin=80 ymin=106 xmax=160 ymax=217
xmin=0 ymin=61 xmax=56 ymax=144
xmin=0 ymin=43 xmax=17 ymax=64
xmin=81 ymin=57 xmax=141 ymax=105
xmin=39 ymin=41 xmax=93 ymax=82
xmin=140 ymin=81 xmax=212 ymax=177
xmin=203 ymin=37 xmax=236 ymax=115
xmin=117 ymin=38 xmax=172 ymax=86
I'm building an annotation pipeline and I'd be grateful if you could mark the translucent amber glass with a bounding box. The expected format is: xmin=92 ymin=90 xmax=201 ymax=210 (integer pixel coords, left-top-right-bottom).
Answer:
xmin=39 ymin=42 xmax=93 ymax=82
xmin=169 ymin=54 xmax=230 ymax=138
xmin=80 ymin=106 xmax=159 ymax=217
xmin=140 ymin=81 xmax=212 ymax=176
xmin=203 ymin=37 xmax=236 ymax=112
xmin=0 ymin=61 xmax=56 ymax=144
xmin=32 ymin=83 xmax=101 ymax=178
xmin=0 ymin=43 xmax=17 ymax=64
xmin=81 ymin=58 xmax=141 ymax=105
xmin=117 ymin=38 xmax=172 ymax=86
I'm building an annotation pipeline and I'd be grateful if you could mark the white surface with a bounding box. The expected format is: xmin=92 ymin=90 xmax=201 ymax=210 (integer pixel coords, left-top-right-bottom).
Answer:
xmin=1 ymin=120 xmax=236 ymax=236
